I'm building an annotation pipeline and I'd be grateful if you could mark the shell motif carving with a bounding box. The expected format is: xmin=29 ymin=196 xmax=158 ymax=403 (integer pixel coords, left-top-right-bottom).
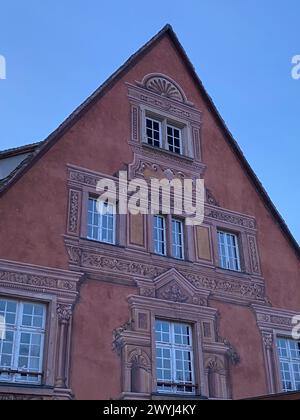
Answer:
xmin=145 ymin=77 xmax=184 ymax=102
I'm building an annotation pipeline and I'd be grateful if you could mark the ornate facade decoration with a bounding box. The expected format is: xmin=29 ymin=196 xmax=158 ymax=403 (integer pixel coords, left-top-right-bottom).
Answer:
xmin=141 ymin=74 xmax=187 ymax=103
xmin=204 ymin=208 xmax=256 ymax=230
xmin=158 ymin=284 xmax=189 ymax=303
xmin=252 ymin=305 xmax=300 ymax=394
xmin=57 ymin=304 xmax=73 ymax=323
xmin=128 ymin=146 xmax=206 ymax=181
xmin=247 ymin=235 xmax=261 ymax=275
xmin=206 ymin=188 xmax=219 ymax=206
xmin=67 ymin=189 xmax=81 ymax=236
xmin=0 ymin=260 xmax=80 ymax=296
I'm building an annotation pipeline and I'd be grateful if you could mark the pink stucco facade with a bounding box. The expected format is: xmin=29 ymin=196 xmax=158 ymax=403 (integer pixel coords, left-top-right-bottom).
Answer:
xmin=0 ymin=26 xmax=299 ymax=400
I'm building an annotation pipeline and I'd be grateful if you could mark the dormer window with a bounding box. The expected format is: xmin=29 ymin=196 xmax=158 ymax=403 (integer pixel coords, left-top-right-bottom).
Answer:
xmin=144 ymin=113 xmax=184 ymax=156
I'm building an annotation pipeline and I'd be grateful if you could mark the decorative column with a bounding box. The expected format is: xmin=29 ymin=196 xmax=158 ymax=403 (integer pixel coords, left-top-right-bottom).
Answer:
xmin=262 ymin=331 xmax=276 ymax=394
xmin=55 ymin=304 xmax=73 ymax=388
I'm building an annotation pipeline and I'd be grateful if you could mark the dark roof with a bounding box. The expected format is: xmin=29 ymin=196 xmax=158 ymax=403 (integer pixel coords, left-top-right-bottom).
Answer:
xmin=0 ymin=142 xmax=42 ymax=160
xmin=0 ymin=24 xmax=298 ymax=258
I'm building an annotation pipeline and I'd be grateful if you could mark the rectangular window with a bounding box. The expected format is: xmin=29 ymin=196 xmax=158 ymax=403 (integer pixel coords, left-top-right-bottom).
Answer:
xmin=172 ymin=219 xmax=184 ymax=260
xmin=217 ymin=231 xmax=241 ymax=271
xmin=277 ymin=338 xmax=300 ymax=392
xmin=146 ymin=118 xmax=161 ymax=148
xmin=154 ymin=216 xmax=166 ymax=256
xmin=167 ymin=125 xmax=182 ymax=155
xmin=87 ymin=198 xmax=116 ymax=245
xmin=0 ymin=298 xmax=46 ymax=385
xmin=155 ymin=320 xmax=195 ymax=394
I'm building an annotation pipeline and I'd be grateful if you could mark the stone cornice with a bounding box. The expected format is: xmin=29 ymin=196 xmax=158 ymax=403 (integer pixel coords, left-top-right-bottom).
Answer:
xmin=0 ymin=259 xmax=82 ymax=301
xmin=252 ymin=305 xmax=300 ymax=331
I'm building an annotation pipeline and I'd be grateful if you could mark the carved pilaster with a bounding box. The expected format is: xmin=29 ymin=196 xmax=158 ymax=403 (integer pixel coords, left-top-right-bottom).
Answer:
xmin=67 ymin=189 xmax=81 ymax=236
xmin=55 ymin=304 xmax=73 ymax=388
xmin=261 ymin=331 xmax=276 ymax=394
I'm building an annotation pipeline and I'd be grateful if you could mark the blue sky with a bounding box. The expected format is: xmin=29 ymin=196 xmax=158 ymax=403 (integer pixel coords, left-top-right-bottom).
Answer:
xmin=0 ymin=1 xmax=299 ymax=243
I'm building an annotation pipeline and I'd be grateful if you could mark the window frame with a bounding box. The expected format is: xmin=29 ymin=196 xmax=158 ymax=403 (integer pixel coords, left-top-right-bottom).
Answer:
xmin=143 ymin=111 xmax=186 ymax=157
xmin=0 ymin=297 xmax=47 ymax=385
xmin=153 ymin=215 xmax=167 ymax=256
xmin=217 ymin=230 xmax=241 ymax=272
xmin=276 ymin=337 xmax=300 ymax=392
xmin=171 ymin=218 xmax=185 ymax=260
xmin=155 ymin=319 xmax=196 ymax=395
xmin=145 ymin=117 xmax=163 ymax=149
xmin=167 ymin=124 xmax=183 ymax=155
xmin=87 ymin=197 xmax=117 ymax=245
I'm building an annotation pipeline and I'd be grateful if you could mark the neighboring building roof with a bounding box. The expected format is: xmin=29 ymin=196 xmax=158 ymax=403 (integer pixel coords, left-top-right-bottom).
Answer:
xmin=0 ymin=142 xmax=42 ymax=160
xmin=0 ymin=24 xmax=298 ymax=258
xmin=0 ymin=142 xmax=42 ymax=186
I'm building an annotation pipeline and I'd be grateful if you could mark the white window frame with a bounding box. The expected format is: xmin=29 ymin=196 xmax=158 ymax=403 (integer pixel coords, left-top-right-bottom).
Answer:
xmin=172 ymin=218 xmax=184 ymax=260
xmin=276 ymin=337 xmax=300 ymax=392
xmin=144 ymin=114 xmax=184 ymax=156
xmin=155 ymin=320 xmax=196 ymax=395
xmin=154 ymin=215 xmax=167 ymax=256
xmin=87 ymin=197 xmax=116 ymax=245
xmin=217 ymin=230 xmax=241 ymax=272
xmin=167 ymin=124 xmax=182 ymax=155
xmin=0 ymin=298 xmax=46 ymax=385
xmin=145 ymin=117 xmax=162 ymax=149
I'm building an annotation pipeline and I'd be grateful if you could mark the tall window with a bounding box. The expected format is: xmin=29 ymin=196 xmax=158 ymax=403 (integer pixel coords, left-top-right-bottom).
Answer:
xmin=172 ymin=219 xmax=184 ymax=260
xmin=277 ymin=338 xmax=300 ymax=392
xmin=154 ymin=215 xmax=166 ymax=256
xmin=146 ymin=118 xmax=161 ymax=148
xmin=167 ymin=125 xmax=182 ymax=155
xmin=0 ymin=298 xmax=46 ymax=385
xmin=155 ymin=320 xmax=195 ymax=394
xmin=217 ymin=231 xmax=241 ymax=271
xmin=87 ymin=198 xmax=116 ymax=245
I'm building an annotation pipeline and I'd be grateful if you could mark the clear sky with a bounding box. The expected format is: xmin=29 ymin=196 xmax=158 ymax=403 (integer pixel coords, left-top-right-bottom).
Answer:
xmin=0 ymin=0 xmax=299 ymax=243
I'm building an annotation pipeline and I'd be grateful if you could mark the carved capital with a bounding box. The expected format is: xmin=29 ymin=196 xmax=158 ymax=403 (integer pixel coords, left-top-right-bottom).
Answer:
xmin=262 ymin=332 xmax=274 ymax=350
xmin=57 ymin=304 xmax=73 ymax=323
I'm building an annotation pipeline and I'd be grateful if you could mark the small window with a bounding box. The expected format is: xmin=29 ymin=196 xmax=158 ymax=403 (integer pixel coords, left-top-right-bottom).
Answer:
xmin=87 ymin=198 xmax=116 ymax=245
xmin=155 ymin=320 xmax=195 ymax=394
xmin=144 ymin=115 xmax=184 ymax=156
xmin=146 ymin=118 xmax=161 ymax=148
xmin=217 ymin=231 xmax=241 ymax=271
xmin=172 ymin=219 xmax=184 ymax=260
xmin=167 ymin=125 xmax=182 ymax=155
xmin=277 ymin=338 xmax=300 ymax=392
xmin=0 ymin=298 xmax=46 ymax=385
xmin=154 ymin=215 xmax=166 ymax=256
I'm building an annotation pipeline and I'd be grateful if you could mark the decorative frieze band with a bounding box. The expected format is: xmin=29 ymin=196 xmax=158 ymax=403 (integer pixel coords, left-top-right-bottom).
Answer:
xmin=204 ymin=208 xmax=256 ymax=231
xmin=65 ymin=240 xmax=265 ymax=304
xmin=253 ymin=305 xmax=299 ymax=331
xmin=0 ymin=259 xmax=81 ymax=299
xmin=184 ymin=271 xmax=265 ymax=302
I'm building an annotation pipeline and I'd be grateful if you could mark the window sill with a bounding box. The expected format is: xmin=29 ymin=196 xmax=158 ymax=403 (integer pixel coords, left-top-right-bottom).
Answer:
xmin=0 ymin=383 xmax=73 ymax=400
xmin=142 ymin=143 xmax=194 ymax=162
xmin=152 ymin=392 xmax=208 ymax=400
xmin=215 ymin=266 xmax=253 ymax=278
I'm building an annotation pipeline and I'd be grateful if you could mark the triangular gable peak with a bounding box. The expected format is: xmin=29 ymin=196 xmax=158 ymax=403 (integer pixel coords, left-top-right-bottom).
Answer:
xmin=0 ymin=24 xmax=298 ymax=258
